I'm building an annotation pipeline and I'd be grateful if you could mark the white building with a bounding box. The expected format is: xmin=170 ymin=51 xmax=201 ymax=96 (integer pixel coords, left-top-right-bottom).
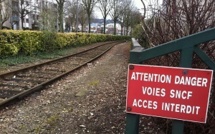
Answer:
xmin=1 ymin=0 xmax=58 ymax=30
xmin=1 ymin=0 xmax=19 ymax=29
xmin=106 ymin=23 xmax=121 ymax=35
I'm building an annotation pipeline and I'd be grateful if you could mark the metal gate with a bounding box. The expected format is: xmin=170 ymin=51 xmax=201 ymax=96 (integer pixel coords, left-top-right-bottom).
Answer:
xmin=125 ymin=28 xmax=215 ymax=134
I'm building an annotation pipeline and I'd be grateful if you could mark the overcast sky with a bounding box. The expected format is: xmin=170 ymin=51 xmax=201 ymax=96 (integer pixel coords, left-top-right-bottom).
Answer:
xmin=133 ymin=0 xmax=163 ymax=9
xmin=94 ymin=0 xmax=163 ymax=19
xmin=133 ymin=0 xmax=144 ymax=9
xmin=95 ymin=0 xmax=144 ymax=19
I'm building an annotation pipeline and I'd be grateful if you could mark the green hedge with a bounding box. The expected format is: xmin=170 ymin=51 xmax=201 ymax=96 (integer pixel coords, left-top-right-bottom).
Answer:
xmin=0 ymin=30 xmax=130 ymax=56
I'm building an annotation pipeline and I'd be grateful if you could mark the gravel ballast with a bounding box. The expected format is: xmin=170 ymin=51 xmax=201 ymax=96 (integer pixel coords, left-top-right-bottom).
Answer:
xmin=0 ymin=42 xmax=133 ymax=134
xmin=0 ymin=42 xmax=162 ymax=134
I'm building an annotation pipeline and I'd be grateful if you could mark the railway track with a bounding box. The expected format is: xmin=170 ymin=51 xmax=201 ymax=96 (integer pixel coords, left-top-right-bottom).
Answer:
xmin=0 ymin=41 xmax=121 ymax=108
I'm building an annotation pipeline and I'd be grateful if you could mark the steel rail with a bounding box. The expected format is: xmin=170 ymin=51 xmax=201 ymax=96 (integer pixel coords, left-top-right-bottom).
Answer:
xmin=0 ymin=41 xmax=115 ymax=77
xmin=0 ymin=41 xmax=121 ymax=108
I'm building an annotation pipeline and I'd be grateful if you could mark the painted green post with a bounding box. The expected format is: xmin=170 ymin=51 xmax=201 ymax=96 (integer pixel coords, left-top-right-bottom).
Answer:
xmin=126 ymin=28 xmax=215 ymax=134
xmin=125 ymin=113 xmax=140 ymax=134
xmin=125 ymin=49 xmax=140 ymax=134
xmin=172 ymin=47 xmax=194 ymax=134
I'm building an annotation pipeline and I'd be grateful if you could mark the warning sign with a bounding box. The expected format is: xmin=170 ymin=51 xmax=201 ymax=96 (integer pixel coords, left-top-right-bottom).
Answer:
xmin=126 ymin=64 xmax=213 ymax=123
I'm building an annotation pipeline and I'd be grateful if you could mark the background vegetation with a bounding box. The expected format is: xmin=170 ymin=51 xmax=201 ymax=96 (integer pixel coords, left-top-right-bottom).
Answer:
xmin=0 ymin=30 xmax=130 ymax=57
xmin=137 ymin=0 xmax=215 ymax=133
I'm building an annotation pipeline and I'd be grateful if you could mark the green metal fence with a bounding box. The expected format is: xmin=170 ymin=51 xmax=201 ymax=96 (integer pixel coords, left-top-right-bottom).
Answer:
xmin=125 ymin=28 xmax=215 ymax=134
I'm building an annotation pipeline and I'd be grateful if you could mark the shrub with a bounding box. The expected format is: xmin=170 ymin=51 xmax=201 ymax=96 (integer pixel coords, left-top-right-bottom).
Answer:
xmin=0 ymin=30 xmax=131 ymax=57
xmin=38 ymin=31 xmax=57 ymax=52
xmin=19 ymin=31 xmax=40 ymax=55
xmin=0 ymin=43 xmax=19 ymax=56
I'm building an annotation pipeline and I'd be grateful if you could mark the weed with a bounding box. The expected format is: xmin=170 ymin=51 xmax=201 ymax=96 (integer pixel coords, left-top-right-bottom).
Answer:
xmin=88 ymin=80 xmax=99 ymax=87
xmin=0 ymin=47 xmax=75 ymax=67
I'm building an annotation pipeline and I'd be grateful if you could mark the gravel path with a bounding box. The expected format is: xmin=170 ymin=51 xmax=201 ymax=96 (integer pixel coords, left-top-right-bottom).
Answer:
xmin=0 ymin=42 xmax=133 ymax=134
xmin=0 ymin=42 xmax=161 ymax=134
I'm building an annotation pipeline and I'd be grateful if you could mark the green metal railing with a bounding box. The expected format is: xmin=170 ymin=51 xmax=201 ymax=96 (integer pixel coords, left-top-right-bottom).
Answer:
xmin=125 ymin=28 xmax=215 ymax=134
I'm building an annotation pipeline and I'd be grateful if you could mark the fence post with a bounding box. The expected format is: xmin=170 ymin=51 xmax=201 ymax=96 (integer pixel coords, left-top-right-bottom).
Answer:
xmin=126 ymin=29 xmax=215 ymax=134
xmin=125 ymin=113 xmax=140 ymax=134
xmin=125 ymin=41 xmax=141 ymax=134
xmin=172 ymin=47 xmax=194 ymax=134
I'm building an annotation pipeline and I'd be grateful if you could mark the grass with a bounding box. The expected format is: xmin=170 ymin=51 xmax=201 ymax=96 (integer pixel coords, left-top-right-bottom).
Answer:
xmin=0 ymin=46 xmax=76 ymax=68
xmin=88 ymin=80 xmax=100 ymax=87
xmin=37 ymin=47 xmax=76 ymax=59
xmin=46 ymin=114 xmax=60 ymax=126
xmin=0 ymin=55 xmax=38 ymax=67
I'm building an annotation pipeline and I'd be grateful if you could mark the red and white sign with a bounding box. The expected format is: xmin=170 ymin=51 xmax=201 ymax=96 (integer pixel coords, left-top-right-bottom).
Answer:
xmin=126 ymin=64 xmax=213 ymax=123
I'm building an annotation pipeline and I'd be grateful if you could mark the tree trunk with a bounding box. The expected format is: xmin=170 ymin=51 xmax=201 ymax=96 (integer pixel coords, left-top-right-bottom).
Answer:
xmin=58 ymin=6 xmax=64 ymax=32
xmin=88 ymin=15 xmax=91 ymax=33
xmin=114 ymin=18 xmax=117 ymax=35
xmin=126 ymin=26 xmax=129 ymax=35
xmin=21 ymin=16 xmax=24 ymax=29
xmin=0 ymin=1 xmax=3 ymax=29
xmin=0 ymin=20 xmax=2 ymax=30
xmin=121 ymin=24 xmax=124 ymax=35
xmin=81 ymin=23 xmax=84 ymax=32
xmin=103 ymin=16 xmax=106 ymax=34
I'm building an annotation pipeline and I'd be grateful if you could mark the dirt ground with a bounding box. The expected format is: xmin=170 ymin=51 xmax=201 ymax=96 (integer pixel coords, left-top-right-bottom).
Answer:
xmin=0 ymin=42 xmax=162 ymax=134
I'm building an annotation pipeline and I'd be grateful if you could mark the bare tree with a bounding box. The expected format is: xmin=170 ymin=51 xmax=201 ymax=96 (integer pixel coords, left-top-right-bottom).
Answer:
xmin=78 ymin=4 xmax=88 ymax=32
xmin=110 ymin=0 xmax=131 ymax=35
xmin=65 ymin=0 xmax=77 ymax=32
xmin=39 ymin=1 xmax=57 ymax=32
xmin=131 ymin=9 xmax=142 ymax=33
xmin=123 ymin=7 xmax=141 ymax=36
xmin=56 ymin=0 xmax=66 ymax=32
xmin=140 ymin=0 xmax=215 ymax=46
xmin=97 ymin=0 xmax=112 ymax=34
xmin=109 ymin=0 xmax=121 ymax=35
xmin=139 ymin=0 xmax=215 ymax=133
xmin=81 ymin=0 xmax=97 ymax=33
xmin=118 ymin=0 xmax=135 ymax=35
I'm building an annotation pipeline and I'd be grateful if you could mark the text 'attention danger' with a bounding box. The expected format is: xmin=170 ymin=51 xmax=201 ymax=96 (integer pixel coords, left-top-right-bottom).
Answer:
xmin=126 ymin=64 xmax=213 ymax=123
